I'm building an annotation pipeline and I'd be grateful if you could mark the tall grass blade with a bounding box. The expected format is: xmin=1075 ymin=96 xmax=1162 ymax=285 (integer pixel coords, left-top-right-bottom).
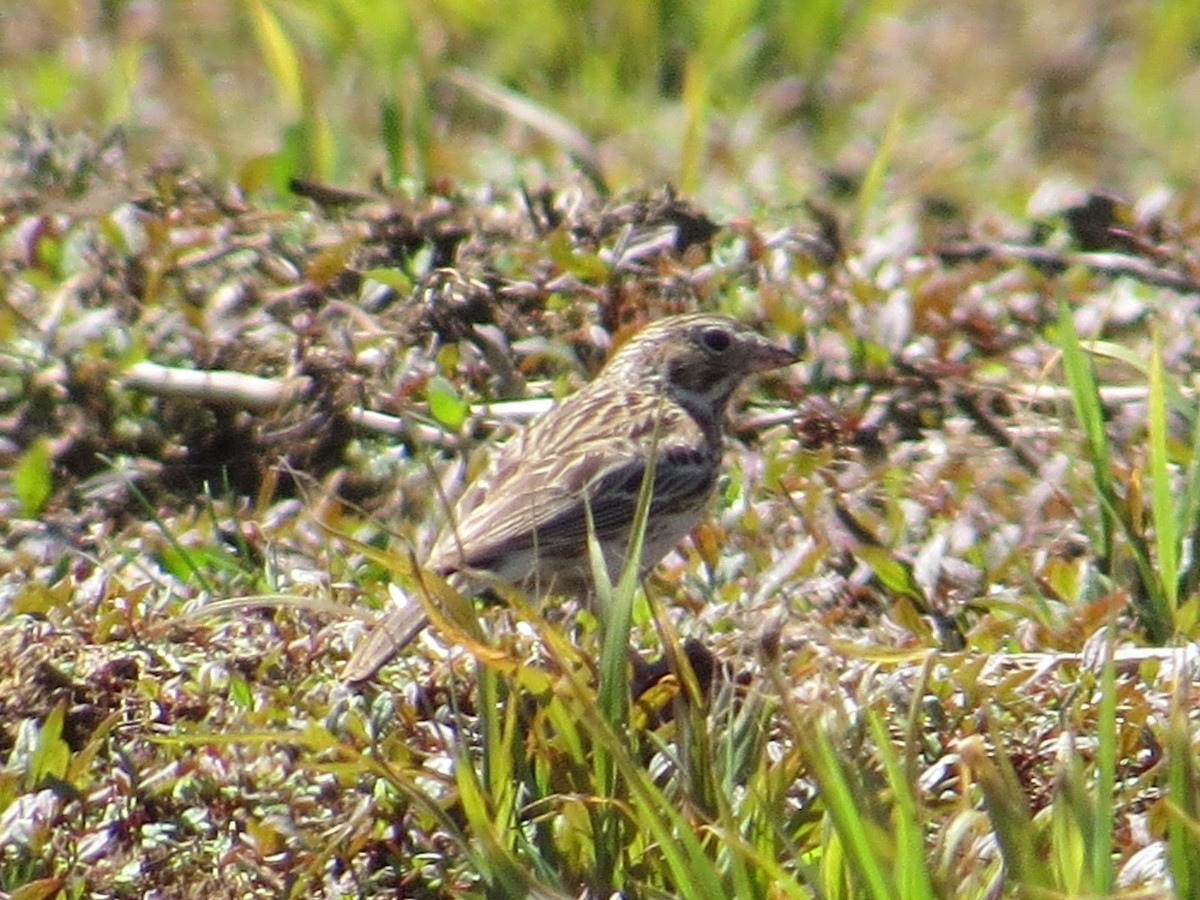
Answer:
xmin=1091 ymin=624 xmax=1117 ymax=895
xmin=867 ymin=713 xmax=936 ymax=900
xmin=679 ymin=0 xmax=755 ymax=193
xmin=583 ymin=386 xmax=662 ymax=889
xmin=380 ymin=98 xmax=403 ymax=185
xmin=959 ymin=732 xmax=1053 ymax=894
xmin=446 ymin=69 xmax=605 ymax=194
xmin=856 ymin=105 xmax=903 ymax=231
xmin=247 ymin=0 xmax=303 ymax=121
xmin=1057 ymin=296 xmax=1115 ymax=566
xmin=1049 ymin=730 xmax=1088 ymax=896
xmin=1148 ymin=325 xmax=1179 ymax=611
xmin=1179 ymin=380 xmax=1200 ymax=601
xmin=455 ymin=738 xmax=548 ymax=897
xmin=1057 ymin=297 xmax=1171 ymax=640
xmin=806 ymin=723 xmax=893 ymax=900
xmin=583 ymin=690 xmax=726 ymax=898
xmin=597 ymin=392 xmax=662 ymax=731
xmin=1166 ymin=650 xmax=1200 ymax=897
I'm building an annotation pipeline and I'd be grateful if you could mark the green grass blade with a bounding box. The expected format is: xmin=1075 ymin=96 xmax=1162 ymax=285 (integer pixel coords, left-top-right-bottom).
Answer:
xmin=960 ymin=732 xmax=1053 ymax=894
xmin=856 ymin=104 xmax=903 ymax=231
xmin=1091 ymin=624 xmax=1117 ymax=895
xmin=866 ymin=713 xmax=936 ymax=900
xmin=806 ymin=722 xmax=893 ymax=900
xmin=455 ymin=738 xmax=544 ymax=896
xmin=598 ymin=391 xmax=661 ymax=733
xmin=1057 ymin=296 xmax=1171 ymax=641
xmin=583 ymin=393 xmax=661 ymax=890
xmin=1049 ymin=730 xmax=1088 ymax=896
xmin=1057 ymin=296 xmax=1115 ymax=567
xmin=1179 ymin=381 xmax=1200 ymax=601
xmin=595 ymin=713 xmax=727 ymax=898
xmin=117 ymin=468 xmax=217 ymax=595
xmin=547 ymin=645 xmax=725 ymax=897
xmin=1148 ymin=325 xmax=1179 ymax=610
xmin=247 ymin=0 xmax=303 ymax=122
xmin=1166 ymin=651 xmax=1200 ymax=896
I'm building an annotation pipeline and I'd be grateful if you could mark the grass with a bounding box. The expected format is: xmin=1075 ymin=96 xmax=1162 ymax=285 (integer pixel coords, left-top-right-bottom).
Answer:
xmin=4 ymin=1 xmax=1200 ymax=897
xmin=6 ymin=157 xmax=1200 ymax=895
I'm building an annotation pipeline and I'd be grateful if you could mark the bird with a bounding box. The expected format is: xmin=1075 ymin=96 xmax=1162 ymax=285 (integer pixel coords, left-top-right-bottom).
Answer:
xmin=342 ymin=312 xmax=798 ymax=682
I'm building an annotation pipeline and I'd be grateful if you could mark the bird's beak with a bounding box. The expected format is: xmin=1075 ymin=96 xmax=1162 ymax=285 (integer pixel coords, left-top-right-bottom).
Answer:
xmin=747 ymin=337 xmax=801 ymax=373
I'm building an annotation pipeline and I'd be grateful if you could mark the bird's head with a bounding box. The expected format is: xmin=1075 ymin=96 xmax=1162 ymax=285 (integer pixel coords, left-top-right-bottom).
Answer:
xmin=605 ymin=313 xmax=799 ymax=416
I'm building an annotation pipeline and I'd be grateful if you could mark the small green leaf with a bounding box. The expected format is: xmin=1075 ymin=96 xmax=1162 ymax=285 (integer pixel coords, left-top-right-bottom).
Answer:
xmin=229 ymin=675 xmax=253 ymax=709
xmin=428 ymin=376 xmax=469 ymax=431
xmin=854 ymin=544 xmax=926 ymax=605
xmin=361 ymin=267 xmax=413 ymax=293
xmin=546 ymin=228 xmax=609 ymax=282
xmin=29 ymin=701 xmax=71 ymax=786
xmin=14 ymin=437 xmax=53 ymax=517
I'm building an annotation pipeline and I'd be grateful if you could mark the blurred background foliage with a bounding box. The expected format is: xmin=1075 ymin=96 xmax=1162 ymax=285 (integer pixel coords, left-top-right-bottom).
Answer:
xmin=7 ymin=3 xmax=1200 ymax=897
xmin=3 ymin=0 xmax=1200 ymax=213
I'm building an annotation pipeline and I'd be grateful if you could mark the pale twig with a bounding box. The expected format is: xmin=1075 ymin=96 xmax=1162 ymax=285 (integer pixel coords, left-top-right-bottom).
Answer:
xmin=119 ymin=360 xmax=543 ymax=444
xmin=122 ymin=360 xmax=311 ymax=412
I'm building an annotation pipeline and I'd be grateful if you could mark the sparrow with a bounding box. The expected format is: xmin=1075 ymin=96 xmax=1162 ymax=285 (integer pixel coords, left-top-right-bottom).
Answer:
xmin=342 ymin=312 xmax=798 ymax=682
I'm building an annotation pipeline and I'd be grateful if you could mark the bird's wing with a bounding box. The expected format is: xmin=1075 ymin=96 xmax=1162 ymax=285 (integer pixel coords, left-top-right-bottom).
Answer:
xmin=428 ymin=395 xmax=710 ymax=573
xmin=429 ymin=442 xmax=639 ymax=572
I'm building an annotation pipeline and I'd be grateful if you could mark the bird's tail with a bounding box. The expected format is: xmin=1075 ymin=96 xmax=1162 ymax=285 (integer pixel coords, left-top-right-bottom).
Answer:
xmin=341 ymin=585 xmax=430 ymax=683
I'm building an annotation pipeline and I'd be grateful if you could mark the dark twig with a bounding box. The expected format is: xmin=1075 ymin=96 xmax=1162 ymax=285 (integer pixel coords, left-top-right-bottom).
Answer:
xmin=937 ymin=240 xmax=1200 ymax=294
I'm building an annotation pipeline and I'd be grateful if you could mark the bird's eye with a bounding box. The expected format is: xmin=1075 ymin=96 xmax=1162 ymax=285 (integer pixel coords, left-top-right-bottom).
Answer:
xmin=700 ymin=327 xmax=731 ymax=353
